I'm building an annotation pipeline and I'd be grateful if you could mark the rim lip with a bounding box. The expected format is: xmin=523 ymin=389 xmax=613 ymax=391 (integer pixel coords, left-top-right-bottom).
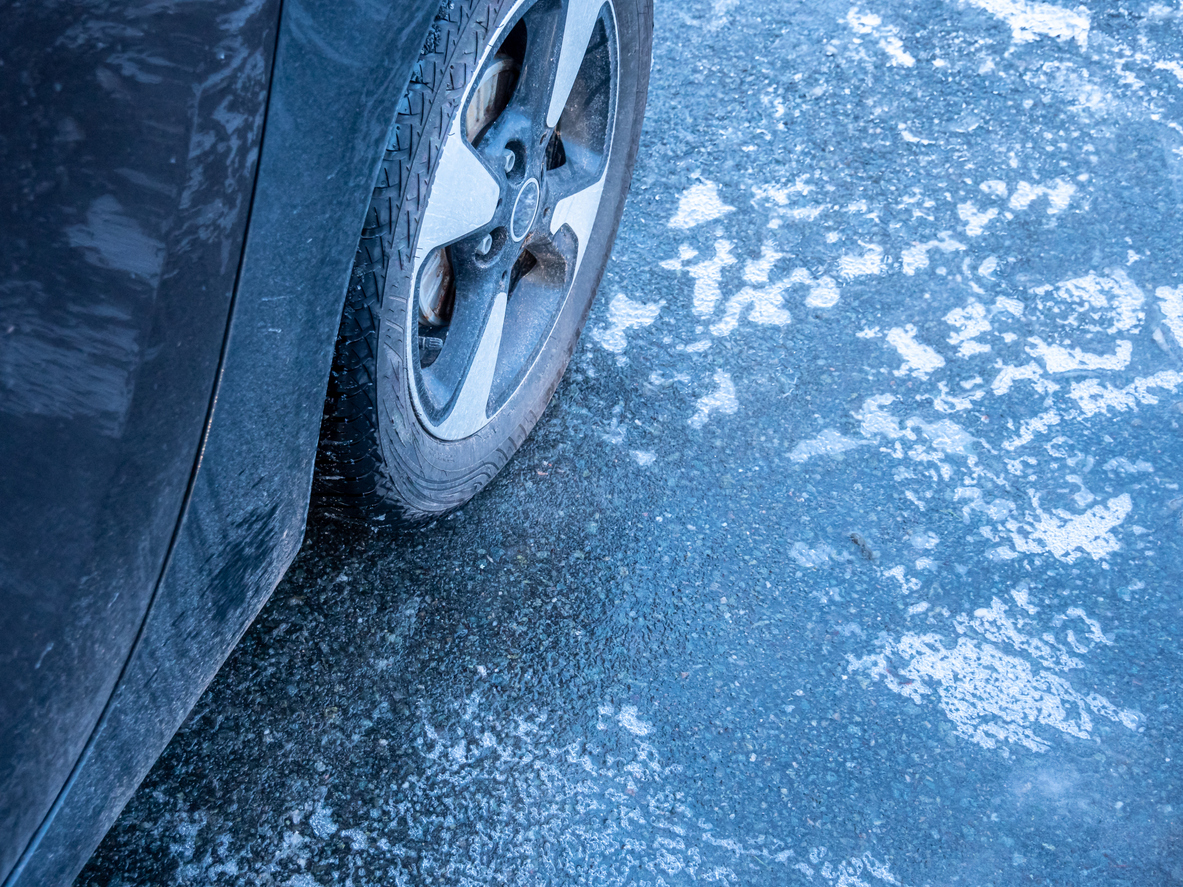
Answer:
xmin=403 ymin=0 xmax=619 ymax=442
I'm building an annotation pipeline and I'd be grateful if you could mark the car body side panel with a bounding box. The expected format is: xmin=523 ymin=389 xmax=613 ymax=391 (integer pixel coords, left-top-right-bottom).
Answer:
xmin=0 ymin=2 xmax=280 ymax=881
xmin=4 ymin=1 xmax=441 ymax=885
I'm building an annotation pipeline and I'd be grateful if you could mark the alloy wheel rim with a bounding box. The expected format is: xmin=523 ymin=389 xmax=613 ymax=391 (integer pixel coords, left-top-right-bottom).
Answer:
xmin=405 ymin=0 xmax=619 ymax=441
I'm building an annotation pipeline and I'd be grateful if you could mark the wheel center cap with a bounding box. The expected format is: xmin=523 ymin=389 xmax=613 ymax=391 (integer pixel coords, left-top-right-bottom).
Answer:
xmin=510 ymin=177 xmax=540 ymax=242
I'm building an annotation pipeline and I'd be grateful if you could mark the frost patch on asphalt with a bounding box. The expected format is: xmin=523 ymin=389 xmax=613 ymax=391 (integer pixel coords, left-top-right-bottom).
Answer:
xmin=901 ymin=234 xmax=965 ymax=275
xmin=849 ymin=597 xmax=1140 ymax=752
xmin=1157 ymin=285 xmax=1183 ymax=346
xmin=1039 ymin=270 xmax=1144 ymax=334
xmin=957 ymin=201 xmax=999 ymax=236
xmin=1027 ymin=338 xmax=1133 ymax=374
xmin=838 ymin=244 xmax=885 ymax=278
xmin=945 ymin=299 xmax=992 ymax=356
xmin=963 ymin=0 xmax=1091 ymax=49
xmin=308 ymin=805 xmax=337 ymax=839
xmin=843 ymin=7 xmax=916 ymax=67
xmin=1068 ymin=370 xmax=1183 ymax=416
xmin=886 ymin=326 xmax=946 ymax=378
xmin=790 ymin=429 xmax=871 ymax=463
xmin=660 ymin=239 xmax=737 ymax=316
xmin=590 ymin=292 xmax=663 ymax=353
xmin=1006 ymin=493 xmax=1132 ymax=562
xmin=789 ymin=541 xmax=842 ymax=567
xmin=668 ymin=180 xmax=734 ymax=229
xmin=632 ymin=450 xmax=656 ymax=467
xmin=1008 ymin=178 xmax=1078 ymax=213
xmin=794 ymin=269 xmax=842 ymax=308
xmin=688 ymin=370 xmax=738 ymax=428
xmin=609 ymin=703 xmax=652 ymax=736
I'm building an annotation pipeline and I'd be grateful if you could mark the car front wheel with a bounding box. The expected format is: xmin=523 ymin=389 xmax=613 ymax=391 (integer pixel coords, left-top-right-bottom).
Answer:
xmin=315 ymin=0 xmax=653 ymax=521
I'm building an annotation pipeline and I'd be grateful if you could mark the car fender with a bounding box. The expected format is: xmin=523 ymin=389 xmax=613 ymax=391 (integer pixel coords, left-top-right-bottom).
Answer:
xmin=4 ymin=1 xmax=440 ymax=884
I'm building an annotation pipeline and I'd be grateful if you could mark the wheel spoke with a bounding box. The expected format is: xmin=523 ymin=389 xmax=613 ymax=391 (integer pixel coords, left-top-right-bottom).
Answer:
xmin=416 ymin=120 xmax=501 ymax=259
xmin=433 ymin=289 xmax=507 ymax=440
xmin=410 ymin=0 xmax=616 ymax=441
xmin=466 ymin=6 xmax=560 ymax=156
xmin=546 ymin=0 xmax=607 ymax=127
xmin=548 ymin=174 xmax=606 ymax=279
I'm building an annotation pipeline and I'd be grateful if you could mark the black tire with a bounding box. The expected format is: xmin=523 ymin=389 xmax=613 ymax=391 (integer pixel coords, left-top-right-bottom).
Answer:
xmin=315 ymin=0 xmax=652 ymax=522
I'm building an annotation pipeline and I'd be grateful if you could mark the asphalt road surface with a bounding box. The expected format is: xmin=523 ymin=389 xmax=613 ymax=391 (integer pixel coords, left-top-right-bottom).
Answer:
xmin=80 ymin=0 xmax=1183 ymax=884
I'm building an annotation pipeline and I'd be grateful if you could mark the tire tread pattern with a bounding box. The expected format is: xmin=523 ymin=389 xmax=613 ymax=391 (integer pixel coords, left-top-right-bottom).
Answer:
xmin=315 ymin=0 xmax=505 ymax=522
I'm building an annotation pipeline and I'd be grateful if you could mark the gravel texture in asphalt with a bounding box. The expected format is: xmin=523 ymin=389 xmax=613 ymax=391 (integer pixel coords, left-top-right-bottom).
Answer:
xmin=82 ymin=0 xmax=1183 ymax=883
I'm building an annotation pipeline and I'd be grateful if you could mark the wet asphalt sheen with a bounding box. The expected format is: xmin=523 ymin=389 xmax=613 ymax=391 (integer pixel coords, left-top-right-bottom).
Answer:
xmin=81 ymin=0 xmax=1183 ymax=884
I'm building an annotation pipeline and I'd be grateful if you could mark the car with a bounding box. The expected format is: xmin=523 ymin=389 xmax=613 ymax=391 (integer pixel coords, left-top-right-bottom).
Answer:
xmin=0 ymin=0 xmax=652 ymax=883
